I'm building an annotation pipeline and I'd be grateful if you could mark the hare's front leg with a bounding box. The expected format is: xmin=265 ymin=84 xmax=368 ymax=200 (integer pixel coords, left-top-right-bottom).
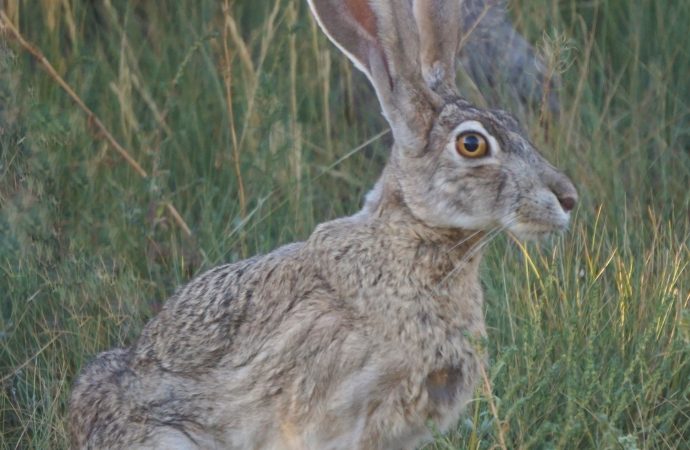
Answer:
xmin=276 ymin=338 xmax=409 ymax=449
xmin=281 ymin=352 xmax=432 ymax=449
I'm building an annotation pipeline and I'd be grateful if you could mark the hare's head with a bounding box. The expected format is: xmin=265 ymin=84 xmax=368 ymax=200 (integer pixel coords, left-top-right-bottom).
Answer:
xmin=309 ymin=0 xmax=577 ymax=239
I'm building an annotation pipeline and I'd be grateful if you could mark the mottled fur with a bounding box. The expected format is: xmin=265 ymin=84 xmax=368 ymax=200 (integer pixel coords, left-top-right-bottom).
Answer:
xmin=69 ymin=1 xmax=576 ymax=449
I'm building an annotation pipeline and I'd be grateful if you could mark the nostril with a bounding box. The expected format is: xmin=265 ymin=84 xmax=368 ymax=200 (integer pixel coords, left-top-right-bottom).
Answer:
xmin=558 ymin=195 xmax=576 ymax=212
xmin=546 ymin=171 xmax=578 ymax=213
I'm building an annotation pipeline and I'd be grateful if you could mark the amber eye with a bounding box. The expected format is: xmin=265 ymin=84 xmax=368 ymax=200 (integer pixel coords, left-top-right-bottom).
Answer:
xmin=455 ymin=132 xmax=489 ymax=158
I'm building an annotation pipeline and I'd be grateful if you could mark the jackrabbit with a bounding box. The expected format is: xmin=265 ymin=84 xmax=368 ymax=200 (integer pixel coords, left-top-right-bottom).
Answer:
xmin=69 ymin=0 xmax=577 ymax=448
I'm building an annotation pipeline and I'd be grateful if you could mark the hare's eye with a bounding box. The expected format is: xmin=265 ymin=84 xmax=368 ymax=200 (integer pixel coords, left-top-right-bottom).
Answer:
xmin=456 ymin=132 xmax=489 ymax=158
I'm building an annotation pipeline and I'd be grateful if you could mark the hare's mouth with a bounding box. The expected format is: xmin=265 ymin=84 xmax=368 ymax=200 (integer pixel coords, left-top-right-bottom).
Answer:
xmin=501 ymin=197 xmax=572 ymax=241
xmin=507 ymin=220 xmax=569 ymax=241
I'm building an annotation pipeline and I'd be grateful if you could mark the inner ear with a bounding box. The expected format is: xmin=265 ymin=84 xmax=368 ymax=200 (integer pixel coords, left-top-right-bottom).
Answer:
xmin=308 ymin=0 xmax=382 ymax=80
xmin=347 ymin=0 xmax=378 ymax=37
xmin=309 ymin=0 xmax=442 ymax=152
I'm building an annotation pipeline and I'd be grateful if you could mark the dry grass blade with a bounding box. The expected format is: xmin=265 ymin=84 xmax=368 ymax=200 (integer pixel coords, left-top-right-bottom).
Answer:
xmin=236 ymin=0 xmax=282 ymax=154
xmin=457 ymin=2 xmax=492 ymax=52
xmin=222 ymin=0 xmax=248 ymax=256
xmin=0 ymin=11 xmax=146 ymax=178
xmin=0 ymin=333 xmax=62 ymax=385
xmin=480 ymin=364 xmax=508 ymax=450
xmin=222 ymin=0 xmax=246 ymax=220
xmin=287 ymin=0 xmax=302 ymax=207
xmin=0 ymin=11 xmax=192 ymax=238
xmin=222 ymin=3 xmax=255 ymax=83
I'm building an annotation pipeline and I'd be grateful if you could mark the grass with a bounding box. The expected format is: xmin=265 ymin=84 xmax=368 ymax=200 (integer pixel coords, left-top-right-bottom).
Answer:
xmin=1 ymin=0 xmax=689 ymax=448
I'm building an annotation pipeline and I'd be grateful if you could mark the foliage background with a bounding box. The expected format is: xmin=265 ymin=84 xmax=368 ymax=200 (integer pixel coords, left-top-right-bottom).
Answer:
xmin=1 ymin=0 xmax=688 ymax=448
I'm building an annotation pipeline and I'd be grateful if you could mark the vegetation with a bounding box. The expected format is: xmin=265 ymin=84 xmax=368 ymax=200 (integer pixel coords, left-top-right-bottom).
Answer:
xmin=1 ymin=0 xmax=688 ymax=448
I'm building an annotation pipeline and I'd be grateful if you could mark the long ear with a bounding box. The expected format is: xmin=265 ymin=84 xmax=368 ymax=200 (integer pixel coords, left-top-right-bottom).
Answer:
xmin=308 ymin=0 xmax=440 ymax=151
xmin=414 ymin=0 xmax=462 ymax=96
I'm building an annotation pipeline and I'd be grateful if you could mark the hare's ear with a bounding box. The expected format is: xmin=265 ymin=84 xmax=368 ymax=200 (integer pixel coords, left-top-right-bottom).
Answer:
xmin=308 ymin=0 xmax=440 ymax=151
xmin=414 ymin=0 xmax=462 ymax=95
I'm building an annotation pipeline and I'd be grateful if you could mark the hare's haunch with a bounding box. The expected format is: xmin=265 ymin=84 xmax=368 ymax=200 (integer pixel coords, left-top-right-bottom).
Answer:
xmin=69 ymin=1 xmax=576 ymax=449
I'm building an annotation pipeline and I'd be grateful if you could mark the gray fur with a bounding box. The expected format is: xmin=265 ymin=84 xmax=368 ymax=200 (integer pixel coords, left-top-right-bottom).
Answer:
xmin=69 ymin=1 xmax=576 ymax=448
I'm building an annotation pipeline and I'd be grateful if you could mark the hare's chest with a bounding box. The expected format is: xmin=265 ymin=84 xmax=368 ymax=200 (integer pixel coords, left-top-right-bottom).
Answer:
xmin=421 ymin=358 xmax=481 ymax=430
xmin=426 ymin=366 xmax=465 ymax=406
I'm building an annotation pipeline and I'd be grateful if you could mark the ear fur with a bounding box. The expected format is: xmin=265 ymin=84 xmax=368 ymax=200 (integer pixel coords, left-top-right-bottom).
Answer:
xmin=307 ymin=0 xmax=383 ymax=86
xmin=308 ymin=0 xmax=442 ymax=151
xmin=414 ymin=0 xmax=462 ymax=95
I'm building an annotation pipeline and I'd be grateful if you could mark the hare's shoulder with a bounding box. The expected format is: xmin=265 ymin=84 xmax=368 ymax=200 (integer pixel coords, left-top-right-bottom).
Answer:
xmin=131 ymin=242 xmax=310 ymax=373
xmin=130 ymin=215 xmax=376 ymax=374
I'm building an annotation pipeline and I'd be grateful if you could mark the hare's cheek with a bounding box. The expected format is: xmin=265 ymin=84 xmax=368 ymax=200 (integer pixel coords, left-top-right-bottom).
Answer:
xmin=460 ymin=166 xmax=510 ymax=210
xmin=486 ymin=171 xmax=517 ymax=212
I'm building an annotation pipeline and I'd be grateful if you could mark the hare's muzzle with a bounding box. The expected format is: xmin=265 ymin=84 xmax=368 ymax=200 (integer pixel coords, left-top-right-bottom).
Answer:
xmin=549 ymin=174 xmax=578 ymax=213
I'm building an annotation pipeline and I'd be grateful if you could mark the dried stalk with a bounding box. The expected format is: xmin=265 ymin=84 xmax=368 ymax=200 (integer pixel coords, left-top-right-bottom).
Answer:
xmin=480 ymin=364 xmax=508 ymax=450
xmin=287 ymin=0 xmax=302 ymax=207
xmin=222 ymin=0 xmax=247 ymax=256
xmin=222 ymin=0 xmax=247 ymax=220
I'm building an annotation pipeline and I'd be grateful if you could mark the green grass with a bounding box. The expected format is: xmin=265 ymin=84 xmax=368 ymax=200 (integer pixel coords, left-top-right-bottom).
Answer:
xmin=1 ymin=0 xmax=689 ymax=448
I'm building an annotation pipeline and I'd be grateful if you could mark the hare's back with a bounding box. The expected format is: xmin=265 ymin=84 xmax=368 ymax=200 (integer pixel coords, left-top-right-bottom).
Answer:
xmin=128 ymin=239 xmax=400 ymax=447
xmin=132 ymin=242 xmax=311 ymax=373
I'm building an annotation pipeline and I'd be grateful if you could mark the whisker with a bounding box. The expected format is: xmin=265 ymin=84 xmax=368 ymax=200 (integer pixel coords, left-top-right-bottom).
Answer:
xmin=437 ymin=215 xmax=519 ymax=288
xmin=445 ymin=229 xmax=484 ymax=254
xmin=438 ymin=232 xmax=496 ymax=287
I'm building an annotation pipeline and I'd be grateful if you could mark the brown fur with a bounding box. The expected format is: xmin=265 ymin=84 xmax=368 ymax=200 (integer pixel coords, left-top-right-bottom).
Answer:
xmin=69 ymin=1 xmax=577 ymax=448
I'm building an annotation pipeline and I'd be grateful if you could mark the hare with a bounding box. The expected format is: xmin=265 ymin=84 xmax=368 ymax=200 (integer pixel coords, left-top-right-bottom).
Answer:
xmin=68 ymin=0 xmax=577 ymax=449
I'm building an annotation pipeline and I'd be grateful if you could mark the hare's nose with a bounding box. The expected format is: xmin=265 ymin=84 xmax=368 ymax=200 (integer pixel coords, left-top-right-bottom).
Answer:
xmin=551 ymin=179 xmax=577 ymax=212
xmin=557 ymin=194 xmax=577 ymax=212
xmin=548 ymin=173 xmax=578 ymax=213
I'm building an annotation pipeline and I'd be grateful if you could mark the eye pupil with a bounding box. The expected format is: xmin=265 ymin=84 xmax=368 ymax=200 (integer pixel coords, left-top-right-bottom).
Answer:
xmin=455 ymin=131 xmax=489 ymax=158
xmin=463 ymin=135 xmax=480 ymax=152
